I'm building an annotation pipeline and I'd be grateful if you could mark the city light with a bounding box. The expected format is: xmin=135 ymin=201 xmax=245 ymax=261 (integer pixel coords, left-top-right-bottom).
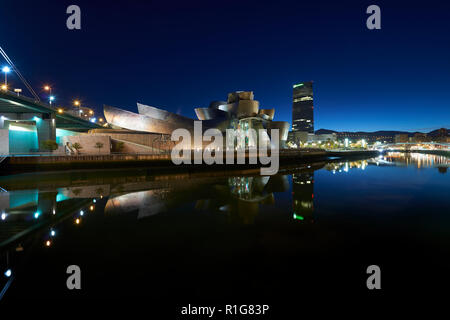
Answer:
xmin=34 ymin=211 xmax=40 ymax=219
xmin=90 ymin=117 xmax=97 ymax=123
xmin=2 ymin=66 xmax=10 ymax=86
xmin=75 ymin=218 xmax=80 ymax=224
xmin=58 ymin=108 xmax=64 ymax=114
xmin=4 ymin=269 xmax=12 ymax=278
xmin=44 ymin=85 xmax=51 ymax=91
xmin=49 ymin=96 xmax=55 ymax=101
xmin=45 ymin=240 xmax=51 ymax=247
xmin=74 ymin=100 xmax=80 ymax=106
xmin=50 ymin=230 xmax=56 ymax=236
xmin=1 ymin=213 xmax=6 ymax=220
xmin=1 ymin=84 xmax=7 ymax=90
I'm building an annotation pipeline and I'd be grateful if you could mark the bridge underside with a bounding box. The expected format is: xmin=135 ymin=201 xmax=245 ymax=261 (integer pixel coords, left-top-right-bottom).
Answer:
xmin=0 ymin=91 xmax=101 ymax=154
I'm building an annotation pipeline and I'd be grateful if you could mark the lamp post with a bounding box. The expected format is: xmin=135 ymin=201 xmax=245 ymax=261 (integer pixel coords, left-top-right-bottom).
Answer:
xmin=74 ymin=100 xmax=81 ymax=117
xmin=44 ymin=85 xmax=53 ymax=104
xmin=2 ymin=66 xmax=10 ymax=88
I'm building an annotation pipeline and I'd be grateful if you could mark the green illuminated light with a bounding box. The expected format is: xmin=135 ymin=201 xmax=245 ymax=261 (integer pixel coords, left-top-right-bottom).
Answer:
xmin=293 ymin=83 xmax=304 ymax=88
xmin=293 ymin=213 xmax=304 ymax=220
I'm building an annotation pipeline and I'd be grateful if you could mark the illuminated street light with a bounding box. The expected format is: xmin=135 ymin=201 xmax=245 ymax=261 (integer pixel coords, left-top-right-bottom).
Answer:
xmin=58 ymin=108 xmax=64 ymax=114
xmin=74 ymin=100 xmax=82 ymax=117
xmin=2 ymin=66 xmax=10 ymax=86
xmin=1 ymin=84 xmax=7 ymax=91
xmin=44 ymin=85 xmax=53 ymax=104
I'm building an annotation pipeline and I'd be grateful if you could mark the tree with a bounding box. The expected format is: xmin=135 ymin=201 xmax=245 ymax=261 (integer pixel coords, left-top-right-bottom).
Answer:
xmin=41 ymin=140 xmax=58 ymax=152
xmin=95 ymin=142 xmax=104 ymax=154
xmin=72 ymin=143 xmax=82 ymax=154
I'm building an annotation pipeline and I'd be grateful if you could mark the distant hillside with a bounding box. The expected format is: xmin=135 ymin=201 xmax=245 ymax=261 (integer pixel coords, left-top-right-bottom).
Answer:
xmin=315 ymin=128 xmax=449 ymax=137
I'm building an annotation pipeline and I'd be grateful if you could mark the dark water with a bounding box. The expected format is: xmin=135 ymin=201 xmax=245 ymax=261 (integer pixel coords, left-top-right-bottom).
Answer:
xmin=0 ymin=152 xmax=449 ymax=311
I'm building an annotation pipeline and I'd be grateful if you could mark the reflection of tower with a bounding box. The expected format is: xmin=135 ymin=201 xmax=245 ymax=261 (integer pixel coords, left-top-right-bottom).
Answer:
xmin=292 ymin=172 xmax=314 ymax=221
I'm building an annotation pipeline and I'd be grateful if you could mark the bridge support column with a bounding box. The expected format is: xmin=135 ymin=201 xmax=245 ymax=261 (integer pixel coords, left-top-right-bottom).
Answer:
xmin=36 ymin=115 xmax=56 ymax=150
xmin=37 ymin=192 xmax=57 ymax=217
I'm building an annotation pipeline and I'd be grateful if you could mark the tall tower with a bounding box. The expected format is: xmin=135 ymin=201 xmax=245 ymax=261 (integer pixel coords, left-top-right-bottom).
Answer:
xmin=292 ymin=81 xmax=314 ymax=133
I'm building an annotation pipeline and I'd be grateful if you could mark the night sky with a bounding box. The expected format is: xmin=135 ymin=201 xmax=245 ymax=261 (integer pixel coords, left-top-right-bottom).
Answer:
xmin=1 ymin=0 xmax=449 ymax=132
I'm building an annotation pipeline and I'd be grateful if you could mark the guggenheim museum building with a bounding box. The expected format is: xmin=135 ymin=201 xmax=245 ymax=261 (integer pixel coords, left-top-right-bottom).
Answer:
xmin=104 ymin=91 xmax=290 ymax=149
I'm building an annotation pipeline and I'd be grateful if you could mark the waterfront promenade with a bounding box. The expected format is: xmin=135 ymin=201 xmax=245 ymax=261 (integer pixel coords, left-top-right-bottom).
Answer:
xmin=0 ymin=149 xmax=378 ymax=174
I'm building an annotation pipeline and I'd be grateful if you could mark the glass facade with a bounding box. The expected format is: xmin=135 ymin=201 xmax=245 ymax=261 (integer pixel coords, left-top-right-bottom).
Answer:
xmin=292 ymin=81 xmax=314 ymax=133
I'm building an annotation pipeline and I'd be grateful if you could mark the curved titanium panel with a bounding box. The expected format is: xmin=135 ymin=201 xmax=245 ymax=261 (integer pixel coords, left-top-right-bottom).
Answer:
xmin=258 ymin=109 xmax=275 ymax=121
xmin=208 ymin=101 xmax=228 ymax=109
xmin=237 ymin=100 xmax=259 ymax=118
xmin=195 ymin=108 xmax=229 ymax=121
xmin=217 ymin=103 xmax=238 ymax=115
xmin=227 ymin=91 xmax=254 ymax=103
xmin=267 ymin=121 xmax=290 ymax=141
xmin=104 ymin=105 xmax=194 ymax=135
xmin=137 ymin=103 xmax=194 ymax=129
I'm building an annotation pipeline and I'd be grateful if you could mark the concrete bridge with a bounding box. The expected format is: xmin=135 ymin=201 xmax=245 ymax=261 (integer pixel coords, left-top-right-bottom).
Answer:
xmin=0 ymin=90 xmax=101 ymax=153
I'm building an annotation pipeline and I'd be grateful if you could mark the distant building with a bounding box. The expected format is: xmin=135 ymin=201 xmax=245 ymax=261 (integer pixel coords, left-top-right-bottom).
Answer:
xmin=309 ymin=133 xmax=337 ymax=143
xmin=288 ymin=131 xmax=308 ymax=146
xmin=413 ymin=133 xmax=431 ymax=143
xmin=395 ymin=134 xmax=409 ymax=143
xmin=292 ymin=81 xmax=314 ymax=133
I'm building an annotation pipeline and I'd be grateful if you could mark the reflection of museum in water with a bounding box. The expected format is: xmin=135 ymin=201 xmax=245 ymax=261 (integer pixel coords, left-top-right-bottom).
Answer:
xmin=0 ymin=170 xmax=316 ymax=240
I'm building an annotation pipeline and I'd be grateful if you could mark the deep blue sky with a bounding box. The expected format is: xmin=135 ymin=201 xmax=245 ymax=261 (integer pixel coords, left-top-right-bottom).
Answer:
xmin=1 ymin=0 xmax=449 ymax=132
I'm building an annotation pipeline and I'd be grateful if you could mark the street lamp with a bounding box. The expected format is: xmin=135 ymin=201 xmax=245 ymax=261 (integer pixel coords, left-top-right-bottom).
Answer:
xmin=74 ymin=100 xmax=81 ymax=117
xmin=44 ymin=85 xmax=53 ymax=104
xmin=2 ymin=66 xmax=10 ymax=87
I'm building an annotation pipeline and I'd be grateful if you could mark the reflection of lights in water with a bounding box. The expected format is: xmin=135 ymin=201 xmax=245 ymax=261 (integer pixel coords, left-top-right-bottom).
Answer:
xmin=301 ymin=201 xmax=313 ymax=209
xmin=344 ymin=163 xmax=349 ymax=172
xmin=293 ymin=213 xmax=304 ymax=221
xmin=4 ymin=269 xmax=12 ymax=277
xmin=384 ymin=152 xmax=449 ymax=168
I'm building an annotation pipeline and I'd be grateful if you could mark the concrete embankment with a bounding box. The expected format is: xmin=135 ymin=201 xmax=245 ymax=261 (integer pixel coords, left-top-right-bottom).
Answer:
xmin=0 ymin=150 xmax=379 ymax=175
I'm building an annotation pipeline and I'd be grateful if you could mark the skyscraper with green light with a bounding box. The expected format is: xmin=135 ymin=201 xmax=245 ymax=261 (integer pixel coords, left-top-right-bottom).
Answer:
xmin=292 ymin=81 xmax=314 ymax=133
